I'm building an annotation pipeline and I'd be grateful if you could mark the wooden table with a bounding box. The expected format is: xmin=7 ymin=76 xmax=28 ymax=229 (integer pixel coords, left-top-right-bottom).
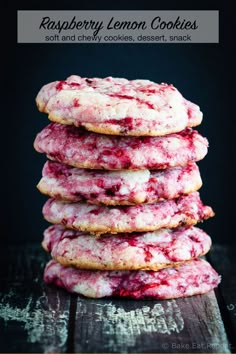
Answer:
xmin=0 ymin=244 xmax=235 ymax=353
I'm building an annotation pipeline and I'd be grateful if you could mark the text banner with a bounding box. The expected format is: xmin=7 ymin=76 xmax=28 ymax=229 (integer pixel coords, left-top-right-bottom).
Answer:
xmin=17 ymin=10 xmax=219 ymax=43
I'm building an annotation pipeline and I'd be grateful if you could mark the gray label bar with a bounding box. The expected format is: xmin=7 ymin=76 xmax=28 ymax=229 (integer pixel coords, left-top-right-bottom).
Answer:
xmin=17 ymin=11 xmax=219 ymax=43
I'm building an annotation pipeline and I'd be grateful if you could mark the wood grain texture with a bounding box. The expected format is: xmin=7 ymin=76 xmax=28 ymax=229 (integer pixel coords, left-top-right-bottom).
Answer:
xmin=74 ymin=291 xmax=230 ymax=353
xmin=208 ymin=244 xmax=236 ymax=353
xmin=0 ymin=243 xmax=233 ymax=353
xmin=0 ymin=245 xmax=70 ymax=353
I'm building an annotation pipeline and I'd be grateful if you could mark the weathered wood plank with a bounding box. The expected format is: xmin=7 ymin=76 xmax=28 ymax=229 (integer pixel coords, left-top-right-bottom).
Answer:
xmin=0 ymin=245 xmax=71 ymax=353
xmin=208 ymin=244 xmax=236 ymax=352
xmin=74 ymin=290 xmax=230 ymax=353
xmin=0 ymin=244 xmax=233 ymax=353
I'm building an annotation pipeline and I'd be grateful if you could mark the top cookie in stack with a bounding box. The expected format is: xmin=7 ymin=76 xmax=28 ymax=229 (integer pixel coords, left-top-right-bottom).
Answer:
xmin=36 ymin=75 xmax=202 ymax=136
xmin=34 ymin=75 xmax=220 ymax=300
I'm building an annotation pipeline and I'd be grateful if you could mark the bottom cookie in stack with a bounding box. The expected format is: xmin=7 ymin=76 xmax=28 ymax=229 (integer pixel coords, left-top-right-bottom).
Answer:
xmin=44 ymin=259 xmax=220 ymax=299
xmin=43 ymin=225 xmax=220 ymax=299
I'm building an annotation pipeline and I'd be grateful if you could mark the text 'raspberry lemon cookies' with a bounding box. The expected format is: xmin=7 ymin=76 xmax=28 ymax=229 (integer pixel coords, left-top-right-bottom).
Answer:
xmin=34 ymin=75 xmax=220 ymax=299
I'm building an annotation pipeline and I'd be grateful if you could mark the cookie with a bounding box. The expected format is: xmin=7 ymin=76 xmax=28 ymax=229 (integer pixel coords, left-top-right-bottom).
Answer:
xmin=44 ymin=258 xmax=220 ymax=299
xmin=34 ymin=123 xmax=208 ymax=170
xmin=43 ymin=225 xmax=211 ymax=271
xmin=42 ymin=192 xmax=214 ymax=235
xmin=37 ymin=161 xmax=202 ymax=205
xmin=36 ymin=76 xmax=202 ymax=136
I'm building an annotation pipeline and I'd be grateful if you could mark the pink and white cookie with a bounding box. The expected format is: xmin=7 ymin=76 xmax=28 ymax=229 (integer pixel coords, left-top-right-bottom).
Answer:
xmin=44 ymin=258 xmax=220 ymax=299
xmin=37 ymin=161 xmax=202 ymax=205
xmin=42 ymin=192 xmax=214 ymax=235
xmin=43 ymin=225 xmax=212 ymax=271
xmin=36 ymin=75 xmax=202 ymax=136
xmin=34 ymin=123 xmax=208 ymax=170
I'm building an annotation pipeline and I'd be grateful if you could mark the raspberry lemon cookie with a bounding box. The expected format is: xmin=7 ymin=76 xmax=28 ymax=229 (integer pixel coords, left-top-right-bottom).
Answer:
xmin=44 ymin=258 xmax=220 ymax=299
xmin=34 ymin=123 xmax=208 ymax=170
xmin=42 ymin=192 xmax=214 ymax=235
xmin=37 ymin=161 xmax=202 ymax=205
xmin=43 ymin=225 xmax=211 ymax=271
xmin=36 ymin=75 xmax=202 ymax=136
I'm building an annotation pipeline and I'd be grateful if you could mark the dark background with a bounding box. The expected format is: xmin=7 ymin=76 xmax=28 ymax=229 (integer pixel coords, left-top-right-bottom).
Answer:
xmin=3 ymin=0 xmax=235 ymax=246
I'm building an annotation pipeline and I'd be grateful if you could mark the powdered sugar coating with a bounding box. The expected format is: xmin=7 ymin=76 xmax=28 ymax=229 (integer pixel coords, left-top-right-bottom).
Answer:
xmin=44 ymin=258 xmax=220 ymax=299
xmin=34 ymin=123 xmax=208 ymax=170
xmin=42 ymin=192 xmax=214 ymax=235
xmin=37 ymin=161 xmax=202 ymax=205
xmin=36 ymin=75 xmax=202 ymax=136
xmin=43 ymin=225 xmax=211 ymax=270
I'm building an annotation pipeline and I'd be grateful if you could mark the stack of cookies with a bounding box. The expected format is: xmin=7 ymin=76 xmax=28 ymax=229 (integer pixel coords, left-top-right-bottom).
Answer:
xmin=34 ymin=75 xmax=220 ymax=299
